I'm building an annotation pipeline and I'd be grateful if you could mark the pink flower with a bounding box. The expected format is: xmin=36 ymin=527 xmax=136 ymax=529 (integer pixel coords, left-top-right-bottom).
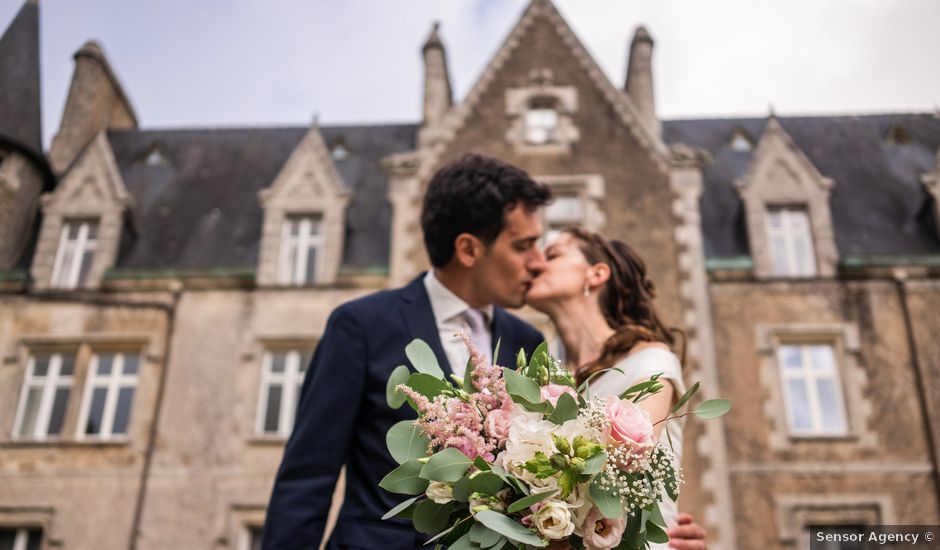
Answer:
xmin=605 ymin=396 xmax=653 ymax=446
xmin=484 ymin=407 xmax=513 ymax=442
xmin=540 ymin=384 xmax=578 ymax=406
xmin=581 ymin=507 xmax=627 ymax=550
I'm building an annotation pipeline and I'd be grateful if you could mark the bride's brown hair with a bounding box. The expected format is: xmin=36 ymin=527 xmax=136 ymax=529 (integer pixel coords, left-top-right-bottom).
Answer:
xmin=563 ymin=227 xmax=684 ymax=385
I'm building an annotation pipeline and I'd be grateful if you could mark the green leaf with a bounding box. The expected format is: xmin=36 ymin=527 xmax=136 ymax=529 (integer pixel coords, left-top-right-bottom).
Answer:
xmin=516 ymin=349 xmax=526 ymax=370
xmin=413 ymin=500 xmax=454 ymax=535
xmin=406 ymin=338 xmax=445 ymax=379
xmin=581 ymin=451 xmax=607 ymax=475
xmin=469 ymin=471 xmax=504 ymax=495
xmin=526 ymin=342 xmax=549 ymax=378
xmin=473 ymin=456 xmax=492 ymax=471
xmin=386 ymin=420 xmax=430 ymax=464
xmin=474 ymin=510 xmax=546 ymax=547
xmin=386 ymin=365 xmax=410 ymax=409
xmin=406 ymin=372 xmax=449 ymax=400
xmin=503 ymin=368 xmax=541 ymax=403
xmin=492 ymin=337 xmax=501 ymax=367
xmin=646 ymin=521 xmax=670 ymax=544
xmin=469 ymin=523 xmax=502 ymax=547
xmin=577 ymin=366 xmax=624 ymax=393
xmin=547 ymin=392 xmax=578 ymax=425
xmin=425 ymin=516 xmax=468 ymax=545
xmin=648 ymin=501 xmax=667 ymax=529
xmin=664 ymin=424 xmax=676 ymax=454
xmin=446 ymin=531 xmax=476 ymax=550
xmin=452 ymin=476 xmax=471 ymax=502
xmin=619 ymin=379 xmax=663 ymax=401
xmin=694 ymin=398 xmax=732 ymax=419
xmin=671 ymin=381 xmax=700 ymax=413
xmin=506 ymin=489 xmax=559 ymax=514
xmin=589 ymin=476 xmax=623 ymax=519
xmin=381 ymin=496 xmax=419 ymax=520
xmin=490 ymin=463 xmax=529 ymax=495
xmin=463 ymin=356 xmax=476 ymax=394
xmin=558 ymin=469 xmax=578 ymax=499
xmin=379 ymin=460 xmax=429 ymax=495
xmin=509 ymin=394 xmax=552 ymax=414
xmin=420 ymin=448 xmax=473 ymax=483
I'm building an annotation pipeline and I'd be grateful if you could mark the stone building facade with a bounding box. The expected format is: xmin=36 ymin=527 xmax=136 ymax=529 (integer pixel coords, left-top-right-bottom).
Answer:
xmin=1 ymin=1 xmax=939 ymax=548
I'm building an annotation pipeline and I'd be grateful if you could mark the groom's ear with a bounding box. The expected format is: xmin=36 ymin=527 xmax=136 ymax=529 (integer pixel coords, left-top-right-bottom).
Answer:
xmin=453 ymin=233 xmax=484 ymax=268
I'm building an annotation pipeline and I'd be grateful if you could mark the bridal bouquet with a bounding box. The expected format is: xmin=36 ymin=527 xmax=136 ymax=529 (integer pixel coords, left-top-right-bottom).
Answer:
xmin=381 ymin=336 xmax=730 ymax=550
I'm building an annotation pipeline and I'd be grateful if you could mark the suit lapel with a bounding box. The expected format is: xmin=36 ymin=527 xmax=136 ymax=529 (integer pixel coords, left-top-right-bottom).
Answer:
xmin=399 ymin=274 xmax=453 ymax=378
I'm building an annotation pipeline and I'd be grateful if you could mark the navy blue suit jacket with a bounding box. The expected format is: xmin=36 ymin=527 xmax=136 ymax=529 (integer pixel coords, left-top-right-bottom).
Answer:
xmin=263 ymin=274 xmax=544 ymax=549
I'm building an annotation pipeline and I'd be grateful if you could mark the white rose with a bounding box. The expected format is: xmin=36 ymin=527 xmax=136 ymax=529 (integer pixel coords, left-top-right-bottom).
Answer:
xmin=534 ymin=500 xmax=575 ymax=539
xmin=425 ymin=481 xmax=454 ymax=504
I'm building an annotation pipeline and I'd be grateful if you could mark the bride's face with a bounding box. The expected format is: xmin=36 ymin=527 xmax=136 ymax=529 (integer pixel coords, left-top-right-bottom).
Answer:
xmin=526 ymin=232 xmax=591 ymax=310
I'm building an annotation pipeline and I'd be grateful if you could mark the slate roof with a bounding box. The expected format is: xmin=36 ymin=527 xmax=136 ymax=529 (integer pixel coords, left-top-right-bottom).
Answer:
xmin=107 ymin=123 xmax=417 ymax=272
xmin=0 ymin=0 xmax=42 ymax=161
xmin=663 ymin=113 xmax=940 ymax=259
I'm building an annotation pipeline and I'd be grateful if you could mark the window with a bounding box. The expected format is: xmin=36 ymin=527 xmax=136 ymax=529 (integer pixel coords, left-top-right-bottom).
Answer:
xmin=524 ymin=98 xmax=559 ymax=145
xmin=278 ymin=215 xmax=324 ymax=285
xmin=239 ymin=525 xmax=263 ymax=550
xmin=766 ymin=206 xmax=816 ymax=277
xmin=256 ymin=349 xmax=311 ymax=437
xmin=0 ymin=527 xmax=42 ymax=550
xmin=777 ymin=343 xmax=848 ymax=436
xmin=805 ymin=525 xmax=866 ymax=550
xmin=50 ymin=219 xmax=98 ymax=289
xmin=544 ymin=192 xmax=585 ymax=243
xmin=77 ymin=352 xmax=139 ymax=439
xmin=13 ymin=352 xmax=75 ymax=440
xmin=331 ymin=143 xmax=349 ymax=161
xmin=729 ymin=129 xmax=753 ymax=152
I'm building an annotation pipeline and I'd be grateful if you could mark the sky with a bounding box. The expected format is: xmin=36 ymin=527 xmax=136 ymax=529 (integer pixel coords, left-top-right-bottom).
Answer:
xmin=1 ymin=0 xmax=938 ymax=147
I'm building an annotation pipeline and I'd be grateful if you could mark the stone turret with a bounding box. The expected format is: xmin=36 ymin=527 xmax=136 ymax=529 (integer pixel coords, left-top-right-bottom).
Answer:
xmin=418 ymin=22 xmax=453 ymax=148
xmin=624 ymin=25 xmax=659 ymax=139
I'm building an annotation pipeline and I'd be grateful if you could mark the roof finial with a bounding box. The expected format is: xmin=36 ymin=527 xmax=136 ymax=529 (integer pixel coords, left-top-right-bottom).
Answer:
xmin=423 ymin=21 xmax=444 ymax=51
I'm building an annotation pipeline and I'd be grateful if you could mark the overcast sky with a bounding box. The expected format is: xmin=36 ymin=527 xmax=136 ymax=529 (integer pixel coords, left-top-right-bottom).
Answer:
xmin=2 ymin=0 xmax=938 ymax=147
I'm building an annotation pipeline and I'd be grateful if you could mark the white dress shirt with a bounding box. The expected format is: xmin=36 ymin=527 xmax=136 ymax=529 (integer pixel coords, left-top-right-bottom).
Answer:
xmin=422 ymin=271 xmax=494 ymax=378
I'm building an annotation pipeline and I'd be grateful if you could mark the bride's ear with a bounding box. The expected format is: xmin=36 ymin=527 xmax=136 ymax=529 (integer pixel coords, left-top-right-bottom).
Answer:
xmin=589 ymin=263 xmax=611 ymax=287
xmin=453 ymin=233 xmax=483 ymax=267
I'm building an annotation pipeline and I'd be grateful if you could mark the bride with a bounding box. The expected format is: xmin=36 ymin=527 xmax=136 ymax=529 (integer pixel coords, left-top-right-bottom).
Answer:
xmin=526 ymin=227 xmax=690 ymax=549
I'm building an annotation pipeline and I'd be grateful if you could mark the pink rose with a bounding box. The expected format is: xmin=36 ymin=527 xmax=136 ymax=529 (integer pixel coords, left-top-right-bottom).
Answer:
xmin=605 ymin=396 xmax=655 ymax=472
xmin=484 ymin=407 xmax=513 ymax=442
xmin=540 ymin=384 xmax=578 ymax=406
xmin=581 ymin=507 xmax=627 ymax=550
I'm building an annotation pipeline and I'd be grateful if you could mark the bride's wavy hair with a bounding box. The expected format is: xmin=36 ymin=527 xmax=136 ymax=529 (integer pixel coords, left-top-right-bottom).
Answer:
xmin=562 ymin=227 xmax=685 ymax=385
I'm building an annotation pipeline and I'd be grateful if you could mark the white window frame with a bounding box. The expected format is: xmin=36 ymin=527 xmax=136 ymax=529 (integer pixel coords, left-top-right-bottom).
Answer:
xmin=277 ymin=215 xmax=324 ymax=286
xmin=0 ymin=527 xmax=43 ymax=550
xmin=766 ymin=206 xmax=817 ymax=277
xmin=524 ymin=107 xmax=559 ymax=145
xmin=238 ymin=524 xmax=264 ymax=550
xmin=777 ymin=343 xmax=849 ymax=437
xmin=12 ymin=352 xmax=75 ymax=440
xmin=255 ymin=349 xmax=309 ymax=437
xmin=50 ymin=219 xmax=98 ymax=289
xmin=76 ymin=351 xmax=140 ymax=440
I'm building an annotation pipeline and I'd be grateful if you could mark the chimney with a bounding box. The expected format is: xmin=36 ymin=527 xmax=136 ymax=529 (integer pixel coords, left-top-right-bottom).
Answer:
xmin=418 ymin=22 xmax=453 ymax=148
xmin=48 ymin=40 xmax=138 ymax=174
xmin=624 ymin=26 xmax=659 ymax=139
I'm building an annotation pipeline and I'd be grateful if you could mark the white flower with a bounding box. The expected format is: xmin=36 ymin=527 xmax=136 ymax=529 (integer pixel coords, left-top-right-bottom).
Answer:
xmin=534 ymin=500 xmax=575 ymax=539
xmin=425 ymin=481 xmax=454 ymax=504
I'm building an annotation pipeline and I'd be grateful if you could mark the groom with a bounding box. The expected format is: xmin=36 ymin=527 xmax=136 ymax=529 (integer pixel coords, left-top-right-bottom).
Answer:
xmin=263 ymin=154 xmax=708 ymax=549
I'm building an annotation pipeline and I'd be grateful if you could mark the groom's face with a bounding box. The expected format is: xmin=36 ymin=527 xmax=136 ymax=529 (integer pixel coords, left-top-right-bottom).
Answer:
xmin=474 ymin=204 xmax=545 ymax=309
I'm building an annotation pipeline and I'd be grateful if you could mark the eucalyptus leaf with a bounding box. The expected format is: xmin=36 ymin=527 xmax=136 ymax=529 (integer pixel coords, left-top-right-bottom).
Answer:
xmin=406 ymin=338 xmax=445 ymax=379
xmin=619 ymin=379 xmax=662 ymax=400
xmin=509 ymin=394 xmax=552 ymax=414
xmin=472 ymin=456 xmax=491 ymax=471
xmin=386 ymin=420 xmax=430 ymax=464
xmin=379 ymin=460 xmax=429 ymax=495
xmin=506 ymin=489 xmax=558 ymax=514
xmin=445 ymin=531 xmax=475 ymax=550
xmin=581 ymin=451 xmax=607 ymax=475
xmin=694 ymin=398 xmax=732 ymax=419
xmin=407 ymin=372 xmax=450 ymax=400
xmin=420 ymin=448 xmax=473 ymax=483
xmin=469 ymin=523 xmax=502 ymax=547
xmin=469 ymin=471 xmax=504 ymax=495
xmin=474 ymin=510 xmax=546 ymax=547
xmin=589 ymin=476 xmax=623 ymax=519
xmin=648 ymin=501 xmax=667 ymax=529
xmin=386 ymin=365 xmax=411 ymax=408
xmin=671 ymin=381 xmax=700 ymax=413
xmin=547 ymin=392 xmax=578 ymax=425
xmin=503 ymin=368 xmax=541 ymax=403
xmin=381 ymin=496 xmax=419 ymax=520
xmin=646 ymin=521 xmax=670 ymax=544
xmin=452 ymin=476 xmax=471 ymax=502
xmin=413 ymin=500 xmax=453 ymax=535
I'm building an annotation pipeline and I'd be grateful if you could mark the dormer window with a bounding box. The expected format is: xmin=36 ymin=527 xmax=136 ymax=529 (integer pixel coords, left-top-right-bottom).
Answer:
xmin=730 ymin=128 xmax=753 ymax=152
xmin=885 ymin=124 xmax=913 ymax=145
xmin=766 ymin=206 xmax=816 ymax=277
xmin=145 ymin=145 xmax=166 ymax=166
xmin=278 ymin=214 xmax=324 ymax=286
xmin=331 ymin=142 xmax=349 ymax=161
xmin=524 ymin=98 xmax=559 ymax=145
xmin=51 ymin=219 xmax=98 ymax=289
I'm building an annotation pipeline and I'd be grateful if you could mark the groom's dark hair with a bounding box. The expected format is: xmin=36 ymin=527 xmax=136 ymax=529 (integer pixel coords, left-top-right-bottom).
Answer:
xmin=421 ymin=154 xmax=551 ymax=267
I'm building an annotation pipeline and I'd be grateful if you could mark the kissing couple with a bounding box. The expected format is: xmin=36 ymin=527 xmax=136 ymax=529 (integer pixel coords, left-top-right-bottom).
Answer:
xmin=263 ymin=154 xmax=708 ymax=550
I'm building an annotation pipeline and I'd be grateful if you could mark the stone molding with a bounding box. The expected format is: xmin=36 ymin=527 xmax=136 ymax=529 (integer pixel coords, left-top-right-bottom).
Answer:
xmin=535 ymin=174 xmax=605 ymax=230
xmin=774 ymin=494 xmax=895 ymax=547
xmin=505 ymin=76 xmax=579 ymax=155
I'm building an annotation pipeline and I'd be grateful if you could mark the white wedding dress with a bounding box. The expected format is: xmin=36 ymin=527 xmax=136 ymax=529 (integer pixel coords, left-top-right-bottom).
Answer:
xmin=588 ymin=347 xmax=686 ymax=550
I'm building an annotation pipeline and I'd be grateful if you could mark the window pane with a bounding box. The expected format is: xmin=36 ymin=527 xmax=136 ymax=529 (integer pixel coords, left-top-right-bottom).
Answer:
xmin=249 ymin=527 xmax=263 ymax=550
xmin=97 ymin=354 xmax=114 ymax=375
xmin=59 ymin=354 xmax=75 ymax=376
xmin=270 ymin=353 xmax=286 ymax=374
xmin=545 ymin=195 xmax=583 ymax=223
xmin=26 ymin=529 xmax=43 ymax=550
xmin=306 ymin=218 xmax=322 ymax=236
xmin=0 ymin=530 xmax=15 ymax=550
xmin=18 ymin=388 xmax=43 ymax=437
xmin=816 ymin=378 xmax=847 ymax=432
xmin=85 ymin=388 xmax=108 ymax=435
xmin=67 ymin=223 xmax=80 ymax=239
xmin=289 ymin=219 xmax=300 ymax=236
xmin=264 ymin=385 xmax=283 ymax=433
xmin=304 ymin=247 xmax=318 ymax=284
xmin=33 ymin=355 xmax=50 ymax=377
xmin=767 ymin=210 xmax=783 ymax=228
xmin=86 ymin=222 xmax=98 ymax=240
xmin=78 ymin=250 xmax=95 ymax=285
xmin=122 ymin=355 xmax=140 ymax=376
xmin=112 ymin=387 xmax=135 ymax=435
xmin=778 ymin=346 xmax=802 ymax=371
xmin=809 ymin=345 xmax=835 ymax=371
xmin=47 ymin=387 xmax=71 ymax=436
xmin=299 ymin=353 xmax=312 ymax=373
xmin=769 ymin=235 xmax=788 ymax=275
xmin=786 ymin=379 xmax=812 ymax=431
